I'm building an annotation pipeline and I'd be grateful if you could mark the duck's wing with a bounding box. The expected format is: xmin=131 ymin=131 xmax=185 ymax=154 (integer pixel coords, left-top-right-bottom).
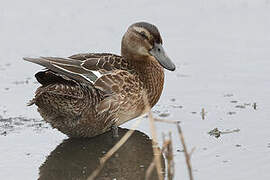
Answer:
xmin=23 ymin=56 xmax=95 ymax=84
xmin=23 ymin=53 xmax=130 ymax=84
xmin=69 ymin=53 xmax=130 ymax=73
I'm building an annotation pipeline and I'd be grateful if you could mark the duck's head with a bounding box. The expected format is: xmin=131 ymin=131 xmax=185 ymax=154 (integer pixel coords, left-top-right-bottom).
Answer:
xmin=121 ymin=22 xmax=176 ymax=71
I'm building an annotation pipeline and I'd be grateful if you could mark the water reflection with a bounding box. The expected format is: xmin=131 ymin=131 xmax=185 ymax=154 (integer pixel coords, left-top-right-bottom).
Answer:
xmin=39 ymin=128 xmax=164 ymax=180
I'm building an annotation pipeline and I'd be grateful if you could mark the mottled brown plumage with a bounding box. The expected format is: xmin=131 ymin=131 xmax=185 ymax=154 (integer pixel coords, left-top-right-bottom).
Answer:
xmin=24 ymin=22 xmax=175 ymax=137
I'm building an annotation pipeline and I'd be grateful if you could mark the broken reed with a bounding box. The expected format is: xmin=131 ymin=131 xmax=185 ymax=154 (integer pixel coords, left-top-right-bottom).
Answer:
xmin=154 ymin=118 xmax=194 ymax=180
xmin=145 ymin=131 xmax=175 ymax=180
xmin=143 ymin=93 xmax=164 ymax=180
xmin=162 ymin=132 xmax=174 ymax=180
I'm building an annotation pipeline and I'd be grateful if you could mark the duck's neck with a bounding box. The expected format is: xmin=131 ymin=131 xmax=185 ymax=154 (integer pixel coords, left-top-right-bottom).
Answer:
xmin=126 ymin=55 xmax=165 ymax=107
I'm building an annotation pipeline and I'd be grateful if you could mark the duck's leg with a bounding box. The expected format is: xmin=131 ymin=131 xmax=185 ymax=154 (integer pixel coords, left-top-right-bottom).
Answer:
xmin=111 ymin=124 xmax=119 ymax=138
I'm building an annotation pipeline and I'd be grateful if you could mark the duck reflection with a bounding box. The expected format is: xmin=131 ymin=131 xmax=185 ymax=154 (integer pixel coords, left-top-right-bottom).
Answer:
xmin=39 ymin=128 xmax=164 ymax=180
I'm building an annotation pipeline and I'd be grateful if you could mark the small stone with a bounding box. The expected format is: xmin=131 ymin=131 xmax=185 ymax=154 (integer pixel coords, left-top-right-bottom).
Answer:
xmin=171 ymin=105 xmax=183 ymax=108
xmin=208 ymin=128 xmax=221 ymax=138
xmin=253 ymin=103 xmax=257 ymax=110
xmin=227 ymin=111 xmax=236 ymax=115
xmin=235 ymin=105 xmax=245 ymax=109
xmin=159 ymin=113 xmax=170 ymax=117
xmin=1 ymin=131 xmax=7 ymax=136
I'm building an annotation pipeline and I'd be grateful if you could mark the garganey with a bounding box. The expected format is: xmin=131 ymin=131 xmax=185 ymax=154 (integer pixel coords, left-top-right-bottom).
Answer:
xmin=24 ymin=22 xmax=175 ymax=137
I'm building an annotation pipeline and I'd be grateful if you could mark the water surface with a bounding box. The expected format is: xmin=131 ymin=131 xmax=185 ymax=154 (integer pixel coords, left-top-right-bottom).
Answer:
xmin=1 ymin=0 xmax=270 ymax=179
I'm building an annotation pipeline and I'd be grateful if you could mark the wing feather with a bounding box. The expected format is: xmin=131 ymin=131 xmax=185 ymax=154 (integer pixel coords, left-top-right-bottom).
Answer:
xmin=23 ymin=57 xmax=92 ymax=84
xmin=23 ymin=53 xmax=130 ymax=84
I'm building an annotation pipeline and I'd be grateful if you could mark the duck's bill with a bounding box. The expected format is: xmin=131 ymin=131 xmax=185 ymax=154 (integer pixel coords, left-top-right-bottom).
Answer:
xmin=150 ymin=43 xmax=176 ymax=71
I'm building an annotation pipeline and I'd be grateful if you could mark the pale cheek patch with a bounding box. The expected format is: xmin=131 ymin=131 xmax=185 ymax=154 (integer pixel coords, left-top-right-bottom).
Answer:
xmin=128 ymin=40 xmax=149 ymax=56
xmin=137 ymin=46 xmax=149 ymax=56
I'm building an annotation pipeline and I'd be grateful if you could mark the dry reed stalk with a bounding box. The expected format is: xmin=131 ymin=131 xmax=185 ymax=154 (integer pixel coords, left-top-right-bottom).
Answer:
xmin=176 ymin=122 xmax=194 ymax=180
xmin=87 ymin=118 xmax=143 ymax=180
xmin=154 ymin=117 xmax=194 ymax=180
xmin=163 ymin=132 xmax=174 ymax=180
xmin=143 ymin=93 xmax=164 ymax=180
xmin=145 ymin=160 xmax=156 ymax=179
xmin=154 ymin=118 xmax=180 ymax=124
xmin=201 ymin=108 xmax=205 ymax=120
xmin=146 ymin=132 xmax=175 ymax=180
xmin=145 ymin=133 xmax=171 ymax=180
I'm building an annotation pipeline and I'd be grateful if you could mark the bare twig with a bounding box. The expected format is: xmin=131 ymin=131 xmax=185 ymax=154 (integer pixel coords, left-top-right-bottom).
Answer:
xmin=145 ymin=160 xmax=156 ymax=179
xmin=176 ymin=122 xmax=194 ymax=180
xmin=253 ymin=102 xmax=257 ymax=110
xmin=201 ymin=108 xmax=205 ymax=120
xmin=146 ymin=132 xmax=173 ymax=180
xmin=143 ymin=93 xmax=164 ymax=180
xmin=87 ymin=118 xmax=143 ymax=180
xmin=154 ymin=118 xmax=180 ymax=124
xmin=163 ymin=132 xmax=175 ymax=180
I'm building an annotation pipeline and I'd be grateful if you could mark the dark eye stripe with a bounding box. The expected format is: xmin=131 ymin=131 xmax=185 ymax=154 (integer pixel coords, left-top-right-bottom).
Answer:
xmin=139 ymin=31 xmax=149 ymax=40
xmin=132 ymin=27 xmax=150 ymax=40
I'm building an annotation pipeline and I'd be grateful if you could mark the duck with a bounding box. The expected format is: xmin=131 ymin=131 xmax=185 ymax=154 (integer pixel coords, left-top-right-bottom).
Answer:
xmin=23 ymin=22 xmax=175 ymax=138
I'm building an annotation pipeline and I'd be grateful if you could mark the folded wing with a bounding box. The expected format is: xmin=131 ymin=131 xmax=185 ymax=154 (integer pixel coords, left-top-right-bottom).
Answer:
xmin=23 ymin=53 xmax=130 ymax=84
